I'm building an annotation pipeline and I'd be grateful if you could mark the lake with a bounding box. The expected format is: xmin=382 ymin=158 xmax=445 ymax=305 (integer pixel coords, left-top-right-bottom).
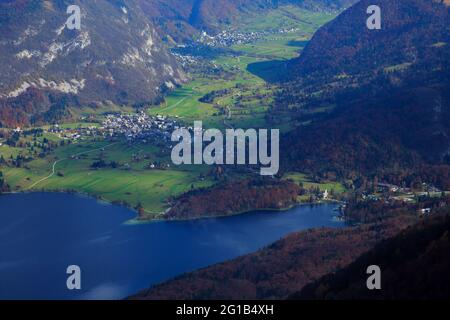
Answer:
xmin=0 ymin=192 xmax=345 ymax=300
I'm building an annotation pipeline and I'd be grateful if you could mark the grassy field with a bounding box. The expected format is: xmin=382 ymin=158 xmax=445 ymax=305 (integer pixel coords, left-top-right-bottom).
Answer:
xmin=149 ymin=80 xmax=224 ymax=127
xmin=2 ymin=139 xmax=215 ymax=218
xmin=149 ymin=5 xmax=334 ymax=131
xmin=236 ymin=6 xmax=334 ymax=34
xmin=283 ymin=172 xmax=346 ymax=194
xmin=0 ymin=144 xmax=24 ymax=159
xmin=149 ymin=57 xmax=271 ymax=129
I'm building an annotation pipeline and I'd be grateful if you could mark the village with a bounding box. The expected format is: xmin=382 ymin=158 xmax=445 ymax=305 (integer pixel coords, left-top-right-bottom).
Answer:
xmin=170 ymin=26 xmax=301 ymax=68
xmin=336 ymin=181 xmax=447 ymax=218
xmin=198 ymin=27 xmax=300 ymax=47
xmin=101 ymin=111 xmax=180 ymax=143
xmin=46 ymin=111 xmax=182 ymax=145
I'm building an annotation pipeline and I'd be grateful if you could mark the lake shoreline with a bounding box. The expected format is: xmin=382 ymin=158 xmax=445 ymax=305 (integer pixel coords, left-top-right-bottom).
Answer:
xmin=133 ymin=200 xmax=343 ymax=224
xmin=1 ymin=188 xmax=343 ymax=223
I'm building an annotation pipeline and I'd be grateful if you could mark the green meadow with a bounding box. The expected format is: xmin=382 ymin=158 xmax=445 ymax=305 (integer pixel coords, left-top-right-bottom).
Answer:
xmin=283 ymin=172 xmax=346 ymax=194
xmin=149 ymin=5 xmax=334 ymax=131
xmin=2 ymin=139 xmax=214 ymax=218
xmin=236 ymin=6 xmax=334 ymax=33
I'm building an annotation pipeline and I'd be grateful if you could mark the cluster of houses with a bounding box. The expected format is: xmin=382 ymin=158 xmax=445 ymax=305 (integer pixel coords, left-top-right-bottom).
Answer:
xmin=199 ymin=30 xmax=266 ymax=47
xmin=48 ymin=124 xmax=97 ymax=141
xmin=198 ymin=27 xmax=300 ymax=47
xmin=376 ymin=182 xmax=441 ymax=195
xmin=170 ymin=27 xmax=301 ymax=70
xmin=47 ymin=112 xmax=181 ymax=144
xmin=171 ymin=51 xmax=199 ymax=68
xmin=101 ymin=111 xmax=180 ymax=142
xmin=361 ymin=182 xmax=444 ymax=215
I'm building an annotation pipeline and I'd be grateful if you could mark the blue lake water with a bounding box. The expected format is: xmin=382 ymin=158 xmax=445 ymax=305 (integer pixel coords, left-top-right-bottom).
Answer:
xmin=0 ymin=192 xmax=345 ymax=300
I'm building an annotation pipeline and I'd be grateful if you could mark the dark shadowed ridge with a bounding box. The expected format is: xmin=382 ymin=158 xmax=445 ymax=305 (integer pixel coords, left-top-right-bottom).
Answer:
xmin=292 ymin=213 xmax=450 ymax=300
xmin=279 ymin=0 xmax=450 ymax=179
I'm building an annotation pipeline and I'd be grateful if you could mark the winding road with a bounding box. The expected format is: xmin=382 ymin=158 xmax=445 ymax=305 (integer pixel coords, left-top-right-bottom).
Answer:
xmin=27 ymin=142 xmax=118 ymax=190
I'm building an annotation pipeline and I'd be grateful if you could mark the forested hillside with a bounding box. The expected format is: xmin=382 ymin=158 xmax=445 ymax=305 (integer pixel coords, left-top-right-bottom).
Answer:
xmin=293 ymin=210 xmax=450 ymax=300
xmin=277 ymin=0 xmax=450 ymax=185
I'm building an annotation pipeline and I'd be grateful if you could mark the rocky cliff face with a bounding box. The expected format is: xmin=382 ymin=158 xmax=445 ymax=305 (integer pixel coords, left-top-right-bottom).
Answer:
xmin=0 ymin=0 xmax=185 ymax=127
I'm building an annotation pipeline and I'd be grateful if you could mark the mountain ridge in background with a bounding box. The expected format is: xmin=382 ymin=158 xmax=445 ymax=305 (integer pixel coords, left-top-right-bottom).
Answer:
xmin=137 ymin=0 xmax=359 ymax=41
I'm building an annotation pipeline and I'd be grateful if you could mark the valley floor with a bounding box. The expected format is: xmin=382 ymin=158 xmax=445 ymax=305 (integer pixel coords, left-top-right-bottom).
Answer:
xmin=0 ymin=6 xmax=340 ymax=220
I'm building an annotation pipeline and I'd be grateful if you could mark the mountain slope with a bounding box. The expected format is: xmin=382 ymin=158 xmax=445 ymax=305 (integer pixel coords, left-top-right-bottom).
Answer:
xmin=278 ymin=0 xmax=450 ymax=179
xmin=292 ymin=212 xmax=450 ymax=300
xmin=0 ymin=0 xmax=185 ymax=127
xmin=289 ymin=0 xmax=449 ymax=80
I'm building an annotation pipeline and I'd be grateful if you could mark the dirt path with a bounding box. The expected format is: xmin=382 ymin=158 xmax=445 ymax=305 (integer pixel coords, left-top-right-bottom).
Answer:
xmin=159 ymin=95 xmax=190 ymax=112
xmin=27 ymin=142 xmax=118 ymax=190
